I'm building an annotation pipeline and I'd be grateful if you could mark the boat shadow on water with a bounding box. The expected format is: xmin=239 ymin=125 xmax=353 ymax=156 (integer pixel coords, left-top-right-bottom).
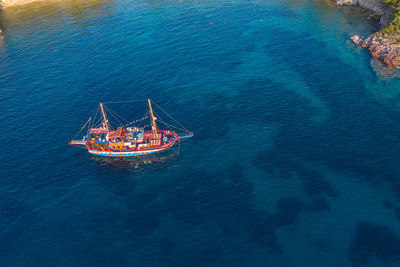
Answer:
xmin=90 ymin=144 xmax=181 ymax=171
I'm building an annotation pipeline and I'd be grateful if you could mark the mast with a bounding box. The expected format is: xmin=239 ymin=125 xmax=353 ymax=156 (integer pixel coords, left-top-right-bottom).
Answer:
xmin=148 ymin=99 xmax=158 ymax=136
xmin=99 ymin=103 xmax=110 ymax=132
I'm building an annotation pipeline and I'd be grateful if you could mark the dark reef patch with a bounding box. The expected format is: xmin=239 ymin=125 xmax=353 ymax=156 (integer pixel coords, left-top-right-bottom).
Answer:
xmin=162 ymin=165 xmax=285 ymax=256
xmin=396 ymin=207 xmax=400 ymax=221
xmin=254 ymin=148 xmax=339 ymax=204
xmin=255 ymin=24 xmax=400 ymax=192
xmin=348 ymin=222 xmax=400 ymax=266
xmin=247 ymin=213 xmax=283 ymax=253
xmin=247 ymin=197 xmax=303 ymax=254
xmin=299 ymin=169 xmax=339 ymax=198
xmin=383 ymin=200 xmax=400 ymax=222
xmin=254 ymin=149 xmax=302 ymax=178
xmin=233 ymin=78 xmax=318 ymax=126
xmin=304 ymin=196 xmax=330 ymax=212
xmin=158 ymin=165 xmax=334 ymax=255
xmin=0 ymin=197 xmax=36 ymax=251
xmin=273 ymin=197 xmax=303 ymax=226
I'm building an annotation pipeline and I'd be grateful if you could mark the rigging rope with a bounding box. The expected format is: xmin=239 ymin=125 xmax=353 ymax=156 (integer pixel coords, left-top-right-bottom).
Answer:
xmin=89 ymin=105 xmax=100 ymax=131
xmin=81 ymin=117 xmax=92 ymax=131
xmin=153 ymin=110 xmax=184 ymax=133
xmin=153 ymin=109 xmax=190 ymax=134
xmin=70 ymin=105 xmax=99 ymax=140
xmin=70 ymin=100 xmax=193 ymax=142
xmin=103 ymin=104 xmax=130 ymax=125
xmin=151 ymin=100 xmax=192 ymax=134
xmin=103 ymin=105 xmax=125 ymax=127
xmin=123 ymin=116 xmax=148 ymax=127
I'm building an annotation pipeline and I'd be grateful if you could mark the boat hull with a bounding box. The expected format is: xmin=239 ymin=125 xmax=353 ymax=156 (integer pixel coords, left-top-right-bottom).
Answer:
xmin=87 ymin=142 xmax=175 ymax=157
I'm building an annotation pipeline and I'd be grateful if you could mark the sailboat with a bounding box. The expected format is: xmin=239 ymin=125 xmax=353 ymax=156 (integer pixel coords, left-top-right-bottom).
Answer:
xmin=69 ymin=99 xmax=193 ymax=157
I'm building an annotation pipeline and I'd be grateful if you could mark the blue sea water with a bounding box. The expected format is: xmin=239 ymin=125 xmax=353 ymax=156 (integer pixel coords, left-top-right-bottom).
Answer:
xmin=1 ymin=0 xmax=400 ymax=266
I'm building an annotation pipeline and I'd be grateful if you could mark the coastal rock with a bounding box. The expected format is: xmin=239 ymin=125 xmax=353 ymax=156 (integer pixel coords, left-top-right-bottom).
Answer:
xmin=351 ymin=32 xmax=400 ymax=67
xmin=358 ymin=0 xmax=386 ymax=15
xmin=380 ymin=6 xmax=394 ymax=29
xmin=335 ymin=0 xmax=357 ymax=6
xmin=371 ymin=58 xmax=400 ymax=79
xmin=351 ymin=35 xmax=364 ymax=47
xmin=334 ymin=0 xmax=386 ymax=15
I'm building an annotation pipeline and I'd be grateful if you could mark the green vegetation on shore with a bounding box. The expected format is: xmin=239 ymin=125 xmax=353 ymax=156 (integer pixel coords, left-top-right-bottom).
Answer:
xmin=382 ymin=0 xmax=400 ymax=34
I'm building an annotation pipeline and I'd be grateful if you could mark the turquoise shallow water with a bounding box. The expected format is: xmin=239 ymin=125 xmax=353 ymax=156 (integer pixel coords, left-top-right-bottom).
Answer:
xmin=1 ymin=0 xmax=400 ymax=266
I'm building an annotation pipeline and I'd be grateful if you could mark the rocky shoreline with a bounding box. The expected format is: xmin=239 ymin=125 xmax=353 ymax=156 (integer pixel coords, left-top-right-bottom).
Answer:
xmin=351 ymin=33 xmax=400 ymax=67
xmin=335 ymin=0 xmax=400 ymax=68
xmin=335 ymin=0 xmax=387 ymax=17
xmin=0 ymin=0 xmax=398 ymax=68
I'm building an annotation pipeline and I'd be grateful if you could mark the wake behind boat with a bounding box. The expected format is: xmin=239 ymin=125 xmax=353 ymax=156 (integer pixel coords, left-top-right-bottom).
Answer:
xmin=69 ymin=99 xmax=193 ymax=157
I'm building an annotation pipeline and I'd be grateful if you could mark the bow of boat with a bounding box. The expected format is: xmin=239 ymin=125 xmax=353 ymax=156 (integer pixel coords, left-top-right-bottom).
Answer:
xmin=178 ymin=133 xmax=193 ymax=141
